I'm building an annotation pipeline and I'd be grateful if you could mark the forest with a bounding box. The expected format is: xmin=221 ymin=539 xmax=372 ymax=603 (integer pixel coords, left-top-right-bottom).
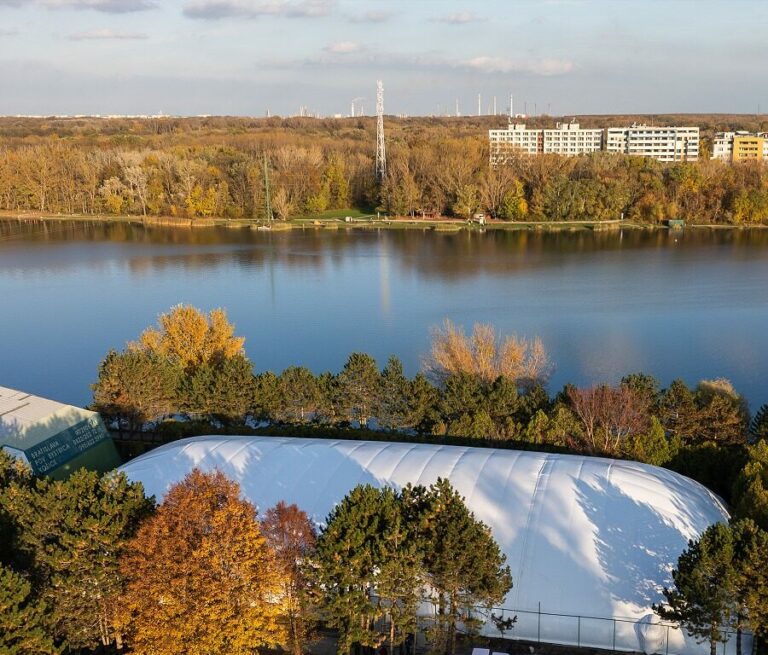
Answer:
xmin=3 ymin=304 xmax=768 ymax=655
xmin=1 ymin=114 xmax=768 ymax=224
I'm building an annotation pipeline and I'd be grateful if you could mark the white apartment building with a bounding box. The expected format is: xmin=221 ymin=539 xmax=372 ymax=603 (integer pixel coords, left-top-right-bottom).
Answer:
xmin=489 ymin=121 xmax=603 ymax=164
xmin=489 ymin=123 xmax=542 ymax=164
xmin=543 ymin=122 xmax=603 ymax=156
xmin=605 ymin=124 xmax=699 ymax=162
xmin=712 ymin=132 xmax=736 ymax=160
xmin=712 ymin=131 xmax=768 ymax=161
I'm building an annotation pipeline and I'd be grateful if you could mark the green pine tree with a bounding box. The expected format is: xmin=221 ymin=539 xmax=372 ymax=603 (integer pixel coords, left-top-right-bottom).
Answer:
xmin=376 ymin=356 xmax=412 ymax=431
xmin=2 ymin=470 xmax=153 ymax=651
xmin=403 ymin=479 xmax=512 ymax=655
xmin=655 ymin=522 xmax=736 ymax=655
xmin=732 ymin=440 xmax=768 ymax=531
xmin=313 ymin=485 xmax=421 ymax=655
xmin=750 ymin=404 xmax=768 ymax=442
xmin=0 ymin=564 xmax=59 ymax=655
xmin=276 ymin=366 xmax=322 ymax=424
xmin=181 ymin=353 xmax=256 ymax=423
xmin=336 ymin=353 xmax=380 ymax=428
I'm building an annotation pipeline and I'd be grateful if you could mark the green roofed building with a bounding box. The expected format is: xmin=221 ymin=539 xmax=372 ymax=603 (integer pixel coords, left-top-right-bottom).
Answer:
xmin=0 ymin=386 xmax=121 ymax=479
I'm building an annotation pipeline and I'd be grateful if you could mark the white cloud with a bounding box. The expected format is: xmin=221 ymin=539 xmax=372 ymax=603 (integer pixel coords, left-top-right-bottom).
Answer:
xmin=183 ymin=0 xmax=332 ymax=19
xmin=323 ymin=40 xmax=361 ymax=54
xmin=68 ymin=28 xmax=147 ymax=39
xmin=465 ymin=56 xmax=574 ymax=75
xmin=0 ymin=28 xmax=20 ymax=35
xmin=0 ymin=0 xmax=156 ymax=11
xmin=348 ymin=9 xmax=390 ymax=23
xmin=435 ymin=11 xmax=477 ymax=24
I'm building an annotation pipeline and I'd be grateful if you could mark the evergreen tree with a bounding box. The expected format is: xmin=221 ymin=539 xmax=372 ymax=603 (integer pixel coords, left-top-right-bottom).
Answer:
xmin=408 ymin=373 xmax=441 ymax=434
xmin=0 ymin=564 xmax=59 ymax=655
xmin=313 ymin=485 xmax=415 ymax=655
xmin=377 ymin=356 xmax=412 ymax=431
xmin=440 ymin=373 xmax=484 ymax=425
xmin=2 ymin=470 xmax=152 ymax=651
xmin=736 ymin=522 xmax=768 ymax=645
xmin=486 ymin=376 xmax=519 ymax=427
xmin=627 ymin=416 xmax=672 ymax=466
xmin=732 ymin=440 xmax=768 ymax=531
xmin=336 ymin=353 xmax=380 ymax=428
xmin=0 ymin=450 xmax=31 ymax=568
xmin=253 ymin=371 xmax=280 ymax=421
xmin=91 ymin=349 xmax=181 ymax=433
xmin=403 ymin=479 xmax=512 ymax=655
xmin=275 ymin=366 xmax=322 ymax=424
xmin=181 ymin=353 xmax=256 ymax=423
xmin=750 ymin=404 xmax=768 ymax=442
xmin=655 ymin=522 xmax=736 ymax=655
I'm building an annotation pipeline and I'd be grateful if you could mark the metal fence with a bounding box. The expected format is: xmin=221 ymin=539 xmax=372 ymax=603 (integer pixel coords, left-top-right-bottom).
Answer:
xmin=417 ymin=602 xmax=746 ymax=655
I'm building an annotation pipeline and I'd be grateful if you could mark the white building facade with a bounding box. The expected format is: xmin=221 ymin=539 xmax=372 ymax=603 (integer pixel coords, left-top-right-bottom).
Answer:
xmin=605 ymin=125 xmax=699 ymax=162
xmin=711 ymin=131 xmax=768 ymax=161
xmin=490 ymin=121 xmax=603 ymax=164
xmin=489 ymin=123 xmax=542 ymax=164
xmin=543 ymin=122 xmax=603 ymax=155
xmin=490 ymin=122 xmax=700 ymax=164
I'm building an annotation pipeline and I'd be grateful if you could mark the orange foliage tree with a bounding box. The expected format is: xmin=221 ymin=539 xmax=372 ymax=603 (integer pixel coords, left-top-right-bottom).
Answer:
xmin=119 ymin=469 xmax=285 ymax=655
xmin=425 ymin=319 xmax=551 ymax=386
xmin=132 ymin=304 xmax=245 ymax=372
xmin=262 ymin=501 xmax=317 ymax=655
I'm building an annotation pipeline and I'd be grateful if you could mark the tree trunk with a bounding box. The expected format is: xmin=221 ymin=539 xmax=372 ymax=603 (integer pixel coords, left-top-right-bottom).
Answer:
xmin=448 ymin=590 xmax=457 ymax=655
xmin=710 ymin=638 xmax=717 ymax=655
xmin=736 ymin=625 xmax=742 ymax=655
xmin=389 ymin=613 xmax=396 ymax=655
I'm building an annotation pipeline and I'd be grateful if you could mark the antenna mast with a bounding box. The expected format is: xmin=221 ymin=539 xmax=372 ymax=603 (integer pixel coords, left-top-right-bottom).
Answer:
xmin=376 ymin=80 xmax=387 ymax=181
xmin=263 ymin=153 xmax=273 ymax=222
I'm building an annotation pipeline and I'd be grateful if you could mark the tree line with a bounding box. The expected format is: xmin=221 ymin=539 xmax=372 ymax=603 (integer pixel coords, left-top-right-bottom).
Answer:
xmin=93 ymin=306 xmax=768 ymax=514
xmin=0 ymin=456 xmax=510 ymax=655
xmin=2 ymin=116 xmax=768 ymax=223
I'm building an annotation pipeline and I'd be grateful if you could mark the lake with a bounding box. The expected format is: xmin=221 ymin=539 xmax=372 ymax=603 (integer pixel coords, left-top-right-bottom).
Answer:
xmin=2 ymin=219 xmax=768 ymax=409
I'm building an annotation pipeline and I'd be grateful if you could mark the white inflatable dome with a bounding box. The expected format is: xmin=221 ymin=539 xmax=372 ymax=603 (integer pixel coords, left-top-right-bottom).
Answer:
xmin=120 ymin=436 xmax=735 ymax=655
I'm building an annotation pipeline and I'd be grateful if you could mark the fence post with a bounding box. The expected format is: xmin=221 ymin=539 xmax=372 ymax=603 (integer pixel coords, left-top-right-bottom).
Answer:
xmin=577 ymin=616 xmax=581 ymax=648
xmin=537 ymin=602 xmax=541 ymax=644
xmin=613 ymin=619 xmax=616 ymax=651
xmin=665 ymin=625 xmax=670 ymax=655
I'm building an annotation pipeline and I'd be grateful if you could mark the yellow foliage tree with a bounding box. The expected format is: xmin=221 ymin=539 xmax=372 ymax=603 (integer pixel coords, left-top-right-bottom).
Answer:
xmin=425 ymin=319 xmax=551 ymax=386
xmin=119 ymin=469 xmax=285 ymax=655
xmin=132 ymin=304 xmax=245 ymax=372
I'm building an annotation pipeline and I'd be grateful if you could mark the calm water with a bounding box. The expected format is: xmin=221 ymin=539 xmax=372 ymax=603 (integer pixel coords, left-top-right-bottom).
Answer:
xmin=2 ymin=219 xmax=768 ymax=409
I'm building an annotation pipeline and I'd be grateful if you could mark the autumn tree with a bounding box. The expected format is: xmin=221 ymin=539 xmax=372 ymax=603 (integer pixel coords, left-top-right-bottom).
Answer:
xmin=425 ymin=319 xmax=550 ymax=387
xmin=120 ymin=469 xmax=285 ymax=655
xmin=567 ymin=383 xmax=649 ymax=455
xmin=2 ymin=470 xmax=152 ymax=651
xmin=0 ymin=565 xmax=59 ymax=655
xmin=262 ymin=502 xmax=317 ymax=655
xmin=132 ymin=304 xmax=245 ymax=372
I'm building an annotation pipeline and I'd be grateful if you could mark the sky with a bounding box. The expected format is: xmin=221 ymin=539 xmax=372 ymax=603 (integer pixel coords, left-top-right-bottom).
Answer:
xmin=0 ymin=0 xmax=766 ymax=117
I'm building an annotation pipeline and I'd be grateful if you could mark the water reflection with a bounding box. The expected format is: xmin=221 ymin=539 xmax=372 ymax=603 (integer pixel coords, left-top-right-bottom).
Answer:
xmin=1 ymin=219 xmax=768 ymax=408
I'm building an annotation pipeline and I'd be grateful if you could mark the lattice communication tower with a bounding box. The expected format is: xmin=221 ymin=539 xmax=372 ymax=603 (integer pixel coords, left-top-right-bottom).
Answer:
xmin=376 ymin=80 xmax=387 ymax=181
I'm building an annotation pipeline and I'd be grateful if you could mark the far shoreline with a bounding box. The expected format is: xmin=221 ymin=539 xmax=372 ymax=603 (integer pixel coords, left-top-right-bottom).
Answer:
xmin=2 ymin=210 xmax=767 ymax=234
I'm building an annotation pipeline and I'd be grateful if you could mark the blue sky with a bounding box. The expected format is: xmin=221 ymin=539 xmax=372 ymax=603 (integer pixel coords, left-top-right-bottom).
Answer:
xmin=0 ymin=0 xmax=766 ymax=116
